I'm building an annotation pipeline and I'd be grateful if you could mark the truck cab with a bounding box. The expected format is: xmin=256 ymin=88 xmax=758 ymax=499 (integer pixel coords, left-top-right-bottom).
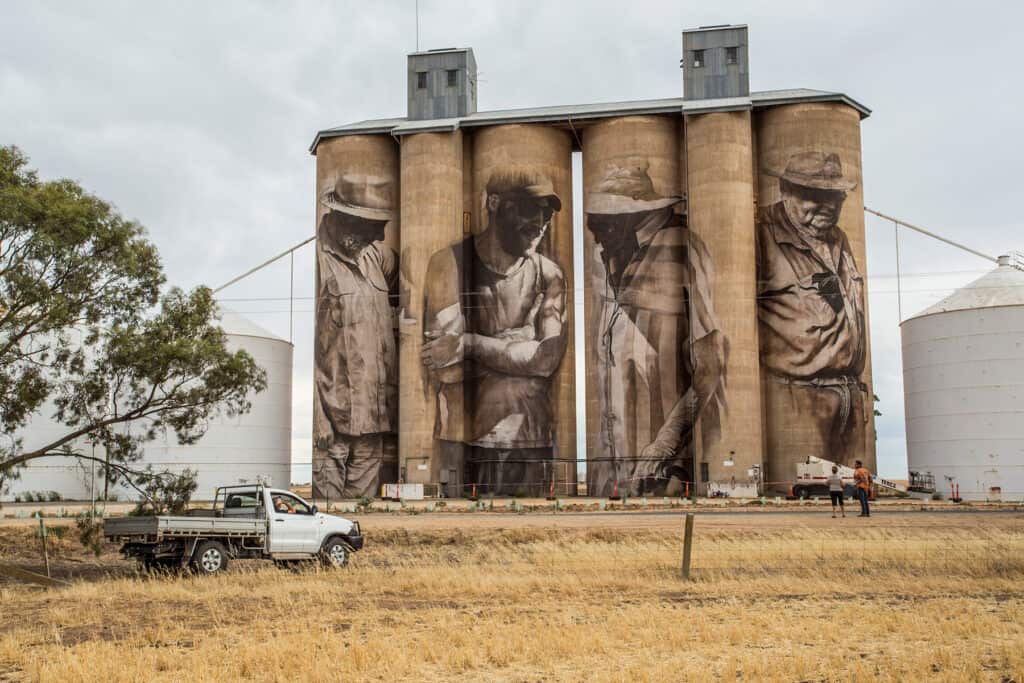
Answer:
xmin=227 ymin=486 xmax=362 ymax=556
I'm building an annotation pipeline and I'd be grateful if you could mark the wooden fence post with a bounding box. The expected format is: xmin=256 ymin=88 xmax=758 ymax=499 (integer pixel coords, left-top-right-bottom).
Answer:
xmin=37 ymin=515 xmax=50 ymax=579
xmin=681 ymin=512 xmax=695 ymax=580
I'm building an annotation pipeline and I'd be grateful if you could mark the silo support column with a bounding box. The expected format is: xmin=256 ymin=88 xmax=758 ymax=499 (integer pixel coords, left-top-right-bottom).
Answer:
xmin=685 ymin=110 xmax=764 ymax=497
xmin=398 ymin=131 xmax=466 ymax=492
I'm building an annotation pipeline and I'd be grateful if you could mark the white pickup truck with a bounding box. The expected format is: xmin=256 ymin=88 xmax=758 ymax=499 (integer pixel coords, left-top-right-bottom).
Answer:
xmin=103 ymin=485 xmax=363 ymax=574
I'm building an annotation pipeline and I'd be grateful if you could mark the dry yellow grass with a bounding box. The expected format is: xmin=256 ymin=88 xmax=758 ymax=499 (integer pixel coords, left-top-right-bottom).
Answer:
xmin=1 ymin=512 xmax=1023 ymax=682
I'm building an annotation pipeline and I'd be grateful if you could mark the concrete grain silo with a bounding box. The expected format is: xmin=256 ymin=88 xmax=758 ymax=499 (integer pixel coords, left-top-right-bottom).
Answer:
xmin=902 ymin=255 xmax=1024 ymax=502
xmin=309 ymin=25 xmax=877 ymax=498
xmin=686 ymin=110 xmax=762 ymax=496
xmin=473 ymin=123 xmax=576 ymax=495
xmin=312 ymin=132 xmax=401 ymax=500
xmin=398 ymin=129 xmax=466 ymax=493
xmin=581 ymin=114 xmax=687 ymax=496
xmin=755 ymin=101 xmax=875 ymax=490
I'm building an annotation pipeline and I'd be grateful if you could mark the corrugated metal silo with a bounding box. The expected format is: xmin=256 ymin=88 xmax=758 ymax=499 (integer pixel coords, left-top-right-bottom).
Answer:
xmin=2 ymin=310 xmax=293 ymax=502
xmin=902 ymin=255 xmax=1024 ymax=501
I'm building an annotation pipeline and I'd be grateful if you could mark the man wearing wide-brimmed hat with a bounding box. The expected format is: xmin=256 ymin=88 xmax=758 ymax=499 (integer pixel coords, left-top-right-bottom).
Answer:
xmin=585 ymin=164 xmax=727 ymax=497
xmin=313 ymin=174 xmax=399 ymax=500
xmin=420 ymin=172 xmax=568 ymax=496
xmin=757 ymin=151 xmax=867 ymax=475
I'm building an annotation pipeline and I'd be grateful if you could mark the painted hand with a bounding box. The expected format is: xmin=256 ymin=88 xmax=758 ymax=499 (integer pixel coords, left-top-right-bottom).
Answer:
xmin=692 ymin=330 xmax=727 ymax=400
xmin=421 ymin=330 xmax=464 ymax=369
xmin=639 ymin=439 xmax=676 ymax=462
xmin=635 ymin=440 xmax=675 ymax=480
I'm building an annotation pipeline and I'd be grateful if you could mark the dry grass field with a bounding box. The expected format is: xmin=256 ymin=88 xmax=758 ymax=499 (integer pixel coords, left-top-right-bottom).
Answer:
xmin=1 ymin=510 xmax=1022 ymax=682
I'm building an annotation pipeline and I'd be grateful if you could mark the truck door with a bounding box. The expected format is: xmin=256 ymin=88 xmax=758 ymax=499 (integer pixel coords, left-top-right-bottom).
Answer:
xmin=267 ymin=492 xmax=319 ymax=553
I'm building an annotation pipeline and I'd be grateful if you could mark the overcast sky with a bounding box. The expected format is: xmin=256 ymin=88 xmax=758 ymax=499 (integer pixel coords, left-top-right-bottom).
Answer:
xmin=4 ymin=0 xmax=1021 ymax=481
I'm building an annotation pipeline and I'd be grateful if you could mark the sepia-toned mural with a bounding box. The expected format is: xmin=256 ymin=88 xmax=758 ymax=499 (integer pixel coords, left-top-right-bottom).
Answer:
xmin=757 ymin=151 xmax=868 ymax=468
xmin=420 ymin=172 xmax=568 ymax=496
xmin=313 ymin=175 xmax=399 ymax=500
xmin=585 ymin=165 xmax=728 ymax=497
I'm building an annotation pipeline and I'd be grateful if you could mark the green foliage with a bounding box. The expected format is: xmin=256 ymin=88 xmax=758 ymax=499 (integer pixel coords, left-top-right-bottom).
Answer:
xmin=129 ymin=467 xmax=198 ymax=516
xmin=0 ymin=146 xmax=267 ymax=500
xmin=75 ymin=515 xmax=105 ymax=557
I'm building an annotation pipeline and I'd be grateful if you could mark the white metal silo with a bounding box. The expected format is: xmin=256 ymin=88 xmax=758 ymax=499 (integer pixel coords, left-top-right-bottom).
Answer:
xmin=2 ymin=310 xmax=292 ymax=503
xmin=141 ymin=309 xmax=293 ymax=500
xmin=901 ymin=254 xmax=1024 ymax=502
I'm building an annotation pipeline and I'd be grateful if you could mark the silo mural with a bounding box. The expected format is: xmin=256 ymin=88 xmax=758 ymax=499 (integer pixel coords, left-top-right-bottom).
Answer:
xmin=584 ymin=163 xmax=726 ymax=497
xmin=422 ymin=170 xmax=568 ymax=496
xmin=313 ymin=136 xmax=400 ymax=500
xmin=309 ymin=28 xmax=876 ymax=498
xmin=757 ymin=147 xmax=868 ymax=483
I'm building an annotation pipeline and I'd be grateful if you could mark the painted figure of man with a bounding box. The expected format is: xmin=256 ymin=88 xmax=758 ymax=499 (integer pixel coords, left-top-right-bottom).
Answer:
xmin=585 ymin=165 xmax=727 ymax=497
xmin=757 ymin=151 xmax=867 ymax=470
xmin=421 ymin=173 xmax=568 ymax=495
xmin=313 ymin=175 xmax=398 ymax=500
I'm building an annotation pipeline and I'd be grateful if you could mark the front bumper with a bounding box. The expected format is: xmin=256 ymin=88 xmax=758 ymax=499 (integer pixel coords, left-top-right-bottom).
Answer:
xmin=346 ymin=533 xmax=364 ymax=551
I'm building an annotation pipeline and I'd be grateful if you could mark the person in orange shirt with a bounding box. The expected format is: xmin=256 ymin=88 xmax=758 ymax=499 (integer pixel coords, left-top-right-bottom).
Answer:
xmin=853 ymin=459 xmax=872 ymax=517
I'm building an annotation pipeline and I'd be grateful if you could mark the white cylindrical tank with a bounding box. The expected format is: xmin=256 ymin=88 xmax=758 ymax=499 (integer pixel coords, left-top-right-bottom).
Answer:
xmin=902 ymin=254 xmax=1024 ymax=501
xmin=2 ymin=310 xmax=293 ymax=502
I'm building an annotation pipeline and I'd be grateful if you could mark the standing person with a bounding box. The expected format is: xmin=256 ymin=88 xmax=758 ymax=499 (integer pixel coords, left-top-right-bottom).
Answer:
xmin=827 ymin=465 xmax=845 ymax=518
xmin=421 ymin=173 xmax=568 ymax=496
xmin=584 ymin=165 xmax=727 ymax=497
xmin=853 ymin=459 xmax=872 ymax=517
xmin=313 ymin=175 xmax=399 ymax=500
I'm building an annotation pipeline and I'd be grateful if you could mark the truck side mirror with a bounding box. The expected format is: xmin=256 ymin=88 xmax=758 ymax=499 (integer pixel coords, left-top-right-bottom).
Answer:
xmin=311 ymin=505 xmax=319 ymax=515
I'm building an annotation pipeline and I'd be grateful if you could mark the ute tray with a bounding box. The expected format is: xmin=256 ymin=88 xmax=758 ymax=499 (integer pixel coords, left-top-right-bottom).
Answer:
xmin=104 ymin=515 xmax=266 ymax=541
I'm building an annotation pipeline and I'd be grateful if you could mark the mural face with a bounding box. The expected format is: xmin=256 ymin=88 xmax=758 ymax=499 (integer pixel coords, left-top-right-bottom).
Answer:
xmin=757 ymin=151 xmax=867 ymax=468
xmin=585 ymin=165 xmax=728 ymax=497
xmin=421 ymin=173 xmax=568 ymax=496
xmin=313 ymin=175 xmax=399 ymax=499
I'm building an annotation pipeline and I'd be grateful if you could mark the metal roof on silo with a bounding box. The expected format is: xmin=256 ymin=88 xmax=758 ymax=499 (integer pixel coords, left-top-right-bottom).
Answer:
xmin=905 ymin=254 xmax=1024 ymax=321
xmin=219 ymin=308 xmax=288 ymax=343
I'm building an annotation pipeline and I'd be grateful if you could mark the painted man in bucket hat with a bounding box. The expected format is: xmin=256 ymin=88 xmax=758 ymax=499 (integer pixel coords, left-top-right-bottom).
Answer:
xmin=585 ymin=165 xmax=727 ymax=497
xmin=421 ymin=172 xmax=568 ymax=496
xmin=313 ymin=174 xmax=399 ymax=500
xmin=757 ymin=151 xmax=868 ymax=479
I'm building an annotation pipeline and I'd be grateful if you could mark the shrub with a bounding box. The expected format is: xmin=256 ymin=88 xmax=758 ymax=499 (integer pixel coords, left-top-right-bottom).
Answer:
xmin=75 ymin=515 xmax=105 ymax=557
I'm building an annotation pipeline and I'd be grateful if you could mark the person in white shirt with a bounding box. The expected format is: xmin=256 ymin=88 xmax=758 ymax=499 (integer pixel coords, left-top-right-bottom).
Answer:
xmin=827 ymin=465 xmax=846 ymax=518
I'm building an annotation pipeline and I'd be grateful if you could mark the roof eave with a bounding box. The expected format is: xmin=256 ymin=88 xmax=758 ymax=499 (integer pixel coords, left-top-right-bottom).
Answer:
xmin=309 ymin=89 xmax=870 ymax=153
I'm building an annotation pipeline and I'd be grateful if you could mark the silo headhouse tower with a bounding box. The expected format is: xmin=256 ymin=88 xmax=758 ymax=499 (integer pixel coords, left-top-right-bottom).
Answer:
xmin=308 ymin=25 xmax=876 ymax=500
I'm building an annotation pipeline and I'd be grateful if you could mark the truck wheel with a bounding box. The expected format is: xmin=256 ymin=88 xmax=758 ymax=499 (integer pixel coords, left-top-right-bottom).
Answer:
xmin=843 ymin=485 xmax=856 ymax=499
xmin=320 ymin=537 xmax=351 ymax=568
xmin=191 ymin=540 xmax=229 ymax=575
xmin=793 ymin=485 xmax=810 ymax=499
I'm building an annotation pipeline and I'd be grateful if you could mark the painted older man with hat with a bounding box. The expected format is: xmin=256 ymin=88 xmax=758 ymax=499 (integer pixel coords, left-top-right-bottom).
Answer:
xmin=421 ymin=172 xmax=568 ymax=496
xmin=586 ymin=165 xmax=727 ymax=497
xmin=313 ymin=175 xmax=399 ymax=500
xmin=757 ymin=151 xmax=868 ymax=474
